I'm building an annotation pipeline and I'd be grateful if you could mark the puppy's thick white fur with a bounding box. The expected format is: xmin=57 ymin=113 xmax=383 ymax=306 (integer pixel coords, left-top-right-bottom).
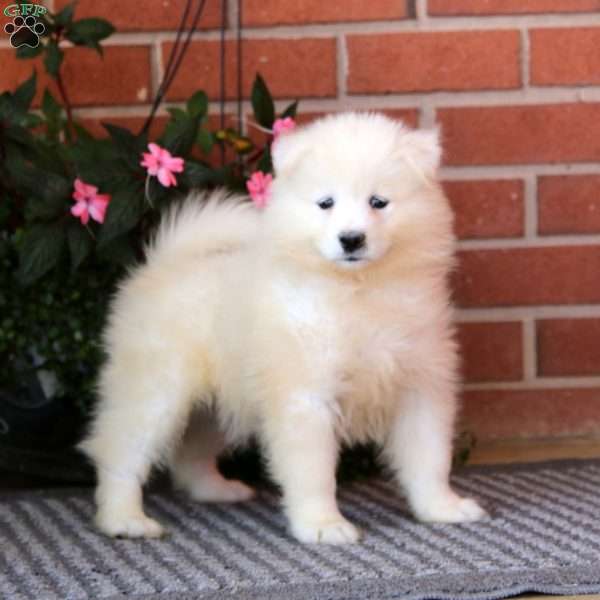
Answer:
xmin=81 ymin=112 xmax=485 ymax=543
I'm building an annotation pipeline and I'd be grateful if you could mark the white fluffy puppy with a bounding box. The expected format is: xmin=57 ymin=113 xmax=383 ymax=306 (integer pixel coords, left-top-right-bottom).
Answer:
xmin=81 ymin=112 xmax=486 ymax=544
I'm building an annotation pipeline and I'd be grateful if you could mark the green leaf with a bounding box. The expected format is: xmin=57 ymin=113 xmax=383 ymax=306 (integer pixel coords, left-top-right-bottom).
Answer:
xmin=256 ymin=146 xmax=272 ymax=173
xmin=196 ymin=129 xmax=214 ymax=154
xmin=72 ymin=122 xmax=95 ymax=142
xmin=103 ymin=123 xmax=147 ymax=153
xmin=54 ymin=2 xmax=75 ymax=27
xmin=17 ymin=223 xmax=65 ymax=285
xmin=102 ymin=123 xmax=148 ymax=171
xmin=181 ymin=161 xmax=217 ymax=187
xmin=17 ymin=44 xmax=45 ymax=60
xmin=281 ymin=100 xmax=299 ymax=119
xmin=67 ymin=222 xmax=93 ymax=270
xmin=251 ymin=73 xmax=275 ymax=129
xmin=161 ymin=114 xmax=199 ymax=156
xmin=25 ymin=193 xmax=67 ymax=221
xmin=98 ymin=186 xmax=144 ymax=245
xmin=187 ymin=91 xmax=208 ymax=119
xmin=66 ymin=18 xmax=115 ymax=54
xmin=96 ymin=235 xmax=136 ymax=267
xmin=13 ymin=71 xmax=37 ymax=112
xmin=22 ymin=113 xmax=45 ymax=129
xmin=0 ymin=92 xmax=14 ymax=121
xmin=20 ymin=170 xmax=70 ymax=218
xmin=4 ymin=124 xmax=36 ymax=150
xmin=40 ymin=88 xmax=63 ymax=141
xmin=44 ymin=40 xmax=64 ymax=78
xmin=166 ymin=107 xmax=188 ymax=121
xmin=42 ymin=89 xmax=61 ymax=120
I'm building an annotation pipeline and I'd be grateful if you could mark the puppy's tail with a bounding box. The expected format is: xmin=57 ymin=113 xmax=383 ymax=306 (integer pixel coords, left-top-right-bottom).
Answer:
xmin=146 ymin=189 xmax=258 ymax=263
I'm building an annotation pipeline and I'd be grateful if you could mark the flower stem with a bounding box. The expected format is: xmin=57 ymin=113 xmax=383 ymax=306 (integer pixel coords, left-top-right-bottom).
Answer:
xmin=54 ymin=28 xmax=75 ymax=141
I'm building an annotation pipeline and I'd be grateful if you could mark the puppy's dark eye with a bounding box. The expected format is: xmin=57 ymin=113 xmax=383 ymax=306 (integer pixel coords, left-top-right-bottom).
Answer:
xmin=317 ymin=197 xmax=335 ymax=210
xmin=369 ymin=195 xmax=389 ymax=210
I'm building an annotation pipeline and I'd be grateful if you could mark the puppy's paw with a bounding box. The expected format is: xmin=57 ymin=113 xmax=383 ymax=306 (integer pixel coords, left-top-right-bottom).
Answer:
xmin=96 ymin=512 xmax=166 ymax=538
xmin=290 ymin=515 xmax=362 ymax=545
xmin=188 ymin=478 xmax=256 ymax=503
xmin=414 ymin=493 xmax=487 ymax=524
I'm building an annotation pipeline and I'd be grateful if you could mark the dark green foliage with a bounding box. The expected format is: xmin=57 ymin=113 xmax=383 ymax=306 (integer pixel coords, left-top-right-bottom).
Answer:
xmin=251 ymin=73 xmax=275 ymax=128
xmin=0 ymin=2 xmax=300 ymax=441
xmin=65 ymin=18 xmax=115 ymax=54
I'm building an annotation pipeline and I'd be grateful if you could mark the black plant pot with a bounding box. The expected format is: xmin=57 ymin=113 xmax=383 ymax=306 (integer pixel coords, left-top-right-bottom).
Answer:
xmin=0 ymin=373 xmax=94 ymax=484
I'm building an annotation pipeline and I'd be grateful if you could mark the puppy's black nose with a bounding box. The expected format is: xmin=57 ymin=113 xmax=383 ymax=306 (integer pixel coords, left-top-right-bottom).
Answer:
xmin=339 ymin=231 xmax=366 ymax=253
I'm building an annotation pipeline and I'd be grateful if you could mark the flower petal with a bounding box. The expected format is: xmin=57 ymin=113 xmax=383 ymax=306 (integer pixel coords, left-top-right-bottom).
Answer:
xmin=89 ymin=199 xmax=109 ymax=224
xmin=148 ymin=143 xmax=162 ymax=157
xmin=157 ymin=167 xmax=173 ymax=187
xmin=71 ymin=202 xmax=89 ymax=224
xmin=165 ymin=157 xmax=185 ymax=172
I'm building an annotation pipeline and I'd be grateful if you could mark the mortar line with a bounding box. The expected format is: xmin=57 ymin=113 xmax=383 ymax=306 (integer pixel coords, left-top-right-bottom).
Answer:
xmin=84 ymin=15 xmax=600 ymax=42
xmin=457 ymin=235 xmax=600 ymax=249
xmin=415 ymin=0 xmax=428 ymax=26
xmin=522 ymin=317 xmax=537 ymax=382
xmin=228 ymin=0 xmax=238 ymax=31
xmin=523 ymin=173 xmax=538 ymax=239
xmin=150 ymin=40 xmax=162 ymax=98
xmin=520 ymin=27 xmax=530 ymax=89
xmin=456 ymin=306 xmax=600 ymax=322
xmin=337 ymin=33 xmax=348 ymax=103
xmin=441 ymin=164 xmax=600 ymax=178
xmin=463 ymin=378 xmax=600 ymax=391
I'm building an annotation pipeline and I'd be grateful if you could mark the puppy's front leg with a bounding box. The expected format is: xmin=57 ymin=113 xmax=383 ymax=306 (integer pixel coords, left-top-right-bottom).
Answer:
xmin=386 ymin=387 xmax=487 ymax=523
xmin=263 ymin=392 xmax=361 ymax=545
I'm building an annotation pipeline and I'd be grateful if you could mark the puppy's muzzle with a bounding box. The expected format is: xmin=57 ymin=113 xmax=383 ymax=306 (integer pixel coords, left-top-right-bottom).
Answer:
xmin=339 ymin=231 xmax=366 ymax=254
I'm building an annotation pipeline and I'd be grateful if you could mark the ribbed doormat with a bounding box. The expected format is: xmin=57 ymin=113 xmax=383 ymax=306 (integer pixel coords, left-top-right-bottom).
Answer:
xmin=1 ymin=459 xmax=600 ymax=600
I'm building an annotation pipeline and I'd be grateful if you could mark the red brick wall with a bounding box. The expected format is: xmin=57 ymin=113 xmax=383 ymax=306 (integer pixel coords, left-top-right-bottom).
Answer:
xmin=2 ymin=0 xmax=600 ymax=441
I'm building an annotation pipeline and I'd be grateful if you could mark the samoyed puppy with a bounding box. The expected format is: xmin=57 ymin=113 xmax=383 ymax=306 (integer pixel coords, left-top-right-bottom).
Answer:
xmin=81 ymin=112 xmax=486 ymax=544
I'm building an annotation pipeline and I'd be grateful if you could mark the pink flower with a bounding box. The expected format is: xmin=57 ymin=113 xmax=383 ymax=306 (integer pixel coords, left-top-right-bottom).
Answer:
xmin=140 ymin=143 xmax=185 ymax=187
xmin=272 ymin=117 xmax=296 ymax=139
xmin=70 ymin=178 xmax=111 ymax=225
xmin=246 ymin=171 xmax=273 ymax=208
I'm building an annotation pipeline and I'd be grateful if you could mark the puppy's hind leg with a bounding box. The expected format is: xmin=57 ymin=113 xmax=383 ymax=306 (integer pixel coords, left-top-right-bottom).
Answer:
xmin=80 ymin=359 xmax=193 ymax=538
xmin=170 ymin=408 xmax=255 ymax=503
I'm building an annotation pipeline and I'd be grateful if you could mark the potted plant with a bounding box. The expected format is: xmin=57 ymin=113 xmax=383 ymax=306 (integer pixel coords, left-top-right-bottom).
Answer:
xmin=0 ymin=2 xmax=297 ymax=482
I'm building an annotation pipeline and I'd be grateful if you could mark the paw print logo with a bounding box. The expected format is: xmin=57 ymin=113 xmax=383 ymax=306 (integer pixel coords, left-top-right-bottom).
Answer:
xmin=4 ymin=15 xmax=45 ymax=49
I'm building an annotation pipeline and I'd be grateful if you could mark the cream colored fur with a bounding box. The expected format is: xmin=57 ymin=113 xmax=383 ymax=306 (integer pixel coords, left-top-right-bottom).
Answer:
xmin=81 ymin=112 xmax=486 ymax=543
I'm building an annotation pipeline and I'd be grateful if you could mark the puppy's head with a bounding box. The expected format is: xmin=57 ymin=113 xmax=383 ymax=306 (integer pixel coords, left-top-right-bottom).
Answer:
xmin=267 ymin=112 xmax=453 ymax=273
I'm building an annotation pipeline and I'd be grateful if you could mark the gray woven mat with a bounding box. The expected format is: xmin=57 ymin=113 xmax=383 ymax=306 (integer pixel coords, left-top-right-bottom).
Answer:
xmin=2 ymin=460 xmax=600 ymax=600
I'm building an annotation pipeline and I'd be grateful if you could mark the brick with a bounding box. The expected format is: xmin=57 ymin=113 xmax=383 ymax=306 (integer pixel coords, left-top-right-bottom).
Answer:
xmin=444 ymin=180 xmax=524 ymax=239
xmin=0 ymin=46 xmax=151 ymax=107
xmin=243 ymin=0 xmax=408 ymax=26
xmin=461 ymin=388 xmax=600 ymax=440
xmin=63 ymin=46 xmax=151 ymax=106
xmin=438 ymin=104 xmax=600 ymax=165
xmin=54 ymin=0 xmax=222 ymax=31
xmin=0 ymin=51 xmax=42 ymax=104
xmin=531 ymin=28 xmax=600 ymax=86
xmin=247 ymin=109 xmax=420 ymax=165
xmin=537 ymin=318 xmax=600 ymax=376
xmin=164 ymin=38 xmax=337 ymax=101
xmin=457 ymin=322 xmax=523 ymax=382
xmin=454 ymin=246 xmax=600 ymax=307
xmin=429 ymin=0 xmax=600 ymax=15
xmin=538 ymin=175 xmax=600 ymax=235
xmin=347 ymin=31 xmax=520 ymax=94
xmin=294 ymin=108 xmax=419 ymax=128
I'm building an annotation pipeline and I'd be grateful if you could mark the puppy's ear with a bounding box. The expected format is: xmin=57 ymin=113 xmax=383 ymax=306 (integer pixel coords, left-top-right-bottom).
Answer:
xmin=396 ymin=128 xmax=442 ymax=179
xmin=271 ymin=131 xmax=309 ymax=176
